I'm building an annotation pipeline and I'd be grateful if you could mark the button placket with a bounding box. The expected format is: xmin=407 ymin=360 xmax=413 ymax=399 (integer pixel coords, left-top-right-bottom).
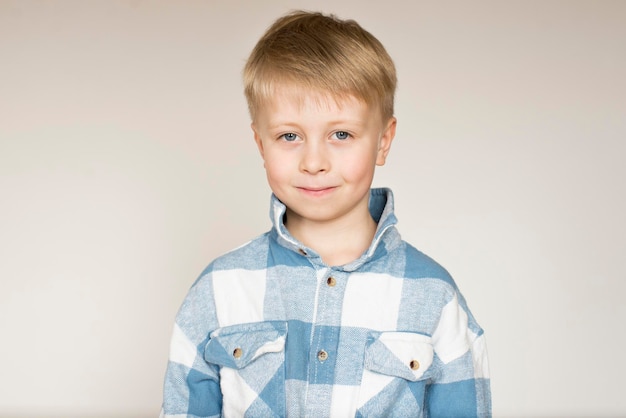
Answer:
xmin=308 ymin=269 xmax=342 ymax=382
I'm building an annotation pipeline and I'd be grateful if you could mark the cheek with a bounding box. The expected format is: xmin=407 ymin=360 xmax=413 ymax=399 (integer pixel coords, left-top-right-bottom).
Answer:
xmin=340 ymin=150 xmax=377 ymax=181
xmin=263 ymin=154 xmax=291 ymax=182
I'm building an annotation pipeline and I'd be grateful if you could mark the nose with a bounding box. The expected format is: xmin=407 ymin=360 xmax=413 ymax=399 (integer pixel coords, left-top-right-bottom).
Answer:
xmin=299 ymin=140 xmax=329 ymax=174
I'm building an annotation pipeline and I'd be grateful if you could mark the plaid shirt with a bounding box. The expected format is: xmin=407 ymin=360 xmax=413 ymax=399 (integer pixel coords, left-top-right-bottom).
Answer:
xmin=161 ymin=188 xmax=491 ymax=417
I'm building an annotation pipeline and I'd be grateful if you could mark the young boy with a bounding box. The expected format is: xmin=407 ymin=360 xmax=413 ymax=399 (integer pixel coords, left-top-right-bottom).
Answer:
xmin=161 ymin=10 xmax=491 ymax=418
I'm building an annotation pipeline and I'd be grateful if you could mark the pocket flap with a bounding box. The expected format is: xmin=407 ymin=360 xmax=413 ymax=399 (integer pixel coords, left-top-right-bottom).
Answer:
xmin=364 ymin=331 xmax=435 ymax=381
xmin=204 ymin=321 xmax=287 ymax=369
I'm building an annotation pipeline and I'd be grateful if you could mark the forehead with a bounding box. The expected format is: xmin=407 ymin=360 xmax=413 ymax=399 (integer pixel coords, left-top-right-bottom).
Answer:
xmin=257 ymin=83 xmax=374 ymax=120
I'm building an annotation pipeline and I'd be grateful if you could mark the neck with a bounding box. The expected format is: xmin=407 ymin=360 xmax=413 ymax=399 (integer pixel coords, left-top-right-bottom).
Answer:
xmin=284 ymin=208 xmax=378 ymax=267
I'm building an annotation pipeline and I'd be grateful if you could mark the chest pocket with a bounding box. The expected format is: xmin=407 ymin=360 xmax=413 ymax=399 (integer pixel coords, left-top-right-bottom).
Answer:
xmin=357 ymin=331 xmax=437 ymax=417
xmin=205 ymin=321 xmax=287 ymax=418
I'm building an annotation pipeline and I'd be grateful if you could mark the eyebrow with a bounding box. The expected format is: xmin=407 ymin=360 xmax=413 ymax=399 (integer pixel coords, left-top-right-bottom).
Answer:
xmin=266 ymin=118 xmax=367 ymax=130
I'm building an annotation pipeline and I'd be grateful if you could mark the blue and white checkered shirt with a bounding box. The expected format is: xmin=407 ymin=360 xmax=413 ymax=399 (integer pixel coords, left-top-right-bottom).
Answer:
xmin=161 ymin=188 xmax=491 ymax=417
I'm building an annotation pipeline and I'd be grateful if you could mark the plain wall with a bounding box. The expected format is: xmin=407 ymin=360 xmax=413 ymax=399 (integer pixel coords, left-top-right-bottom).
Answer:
xmin=1 ymin=1 xmax=624 ymax=416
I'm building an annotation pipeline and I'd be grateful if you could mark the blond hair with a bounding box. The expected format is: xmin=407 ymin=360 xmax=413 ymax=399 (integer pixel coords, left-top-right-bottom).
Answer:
xmin=243 ymin=11 xmax=397 ymax=121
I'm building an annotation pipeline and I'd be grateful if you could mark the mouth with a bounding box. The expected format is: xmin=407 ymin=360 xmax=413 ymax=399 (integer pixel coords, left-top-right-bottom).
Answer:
xmin=297 ymin=186 xmax=337 ymax=196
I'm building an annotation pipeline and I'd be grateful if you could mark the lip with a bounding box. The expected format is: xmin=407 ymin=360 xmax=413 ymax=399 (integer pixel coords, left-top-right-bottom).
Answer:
xmin=296 ymin=186 xmax=337 ymax=197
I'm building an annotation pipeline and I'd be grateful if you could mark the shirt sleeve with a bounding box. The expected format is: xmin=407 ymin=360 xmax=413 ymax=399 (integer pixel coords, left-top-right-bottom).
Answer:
xmin=161 ymin=272 xmax=223 ymax=418
xmin=426 ymin=290 xmax=492 ymax=417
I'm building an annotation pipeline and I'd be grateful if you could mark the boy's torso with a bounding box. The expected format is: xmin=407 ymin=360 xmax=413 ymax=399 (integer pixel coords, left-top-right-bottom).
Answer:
xmin=201 ymin=225 xmax=466 ymax=417
xmin=165 ymin=190 xmax=490 ymax=417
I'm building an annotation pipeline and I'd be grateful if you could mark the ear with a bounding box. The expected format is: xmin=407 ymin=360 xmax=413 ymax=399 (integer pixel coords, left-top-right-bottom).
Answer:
xmin=376 ymin=117 xmax=396 ymax=166
xmin=251 ymin=123 xmax=265 ymax=159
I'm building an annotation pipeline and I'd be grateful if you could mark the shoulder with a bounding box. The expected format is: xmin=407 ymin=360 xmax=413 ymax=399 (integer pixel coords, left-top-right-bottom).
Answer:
xmin=192 ymin=231 xmax=272 ymax=285
xmin=174 ymin=232 xmax=273 ymax=335
xmin=368 ymin=235 xmax=460 ymax=298
xmin=403 ymin=243 xmax=453 ymax=281
xmin=390 ymin=240 xmax=458 ymax=289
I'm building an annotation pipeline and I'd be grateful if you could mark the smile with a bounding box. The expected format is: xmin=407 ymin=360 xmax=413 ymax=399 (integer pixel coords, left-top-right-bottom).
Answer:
xmin=297 ymin=186 xmax=337 ymax=197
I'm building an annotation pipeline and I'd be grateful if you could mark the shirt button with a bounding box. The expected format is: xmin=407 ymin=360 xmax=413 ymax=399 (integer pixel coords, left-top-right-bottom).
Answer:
xmin=298 ymin=248 xmax=307 ymax=256
xmin=317 ymin=350 xmax=328 ymax=362
xmin=326 ymin=276 xmax=336 ymax=287
xmin=410 ymin=360 xmax=420 ymax=370
xmin=233 ymin=348 xmax=243 ymax=359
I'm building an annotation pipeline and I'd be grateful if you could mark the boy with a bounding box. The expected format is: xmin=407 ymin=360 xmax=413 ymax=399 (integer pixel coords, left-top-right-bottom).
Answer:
xmin=161 ymin=10 xmax=491 ymax=418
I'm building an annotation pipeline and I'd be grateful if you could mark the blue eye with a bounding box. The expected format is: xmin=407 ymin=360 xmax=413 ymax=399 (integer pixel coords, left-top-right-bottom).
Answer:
xmin=281 ymin=133 xmax=298 ymax=142
xmin=333 ymin=131 xmax=350 ymax=140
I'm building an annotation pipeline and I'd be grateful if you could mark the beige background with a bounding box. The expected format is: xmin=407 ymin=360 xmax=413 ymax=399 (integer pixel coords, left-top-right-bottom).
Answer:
xmin=1 ymin=1 xmax=624 ymax=417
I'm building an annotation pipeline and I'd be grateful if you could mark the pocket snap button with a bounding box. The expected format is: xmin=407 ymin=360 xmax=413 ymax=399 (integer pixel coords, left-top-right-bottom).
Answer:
xmin=410 ymin=360 xmax=420 ymax=370
xmin=233 ymin=348 xmax=243 ymax=359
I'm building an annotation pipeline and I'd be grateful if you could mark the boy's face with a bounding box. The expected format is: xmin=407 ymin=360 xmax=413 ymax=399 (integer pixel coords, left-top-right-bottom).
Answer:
xmin=252 ymin=88 xmax=396 ymax=228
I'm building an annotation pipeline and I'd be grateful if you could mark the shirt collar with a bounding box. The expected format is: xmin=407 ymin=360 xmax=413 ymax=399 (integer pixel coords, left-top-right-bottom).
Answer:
xmin=269 ymin=187 xmax=400 ymax=270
